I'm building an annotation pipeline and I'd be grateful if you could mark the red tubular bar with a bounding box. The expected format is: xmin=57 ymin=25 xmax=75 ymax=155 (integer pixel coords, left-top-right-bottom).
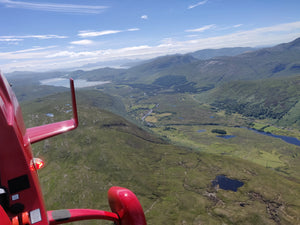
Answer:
xmin=27 ymin=79 xmax=78 ymax=144
xmin=47 ymin=209 xmax=119 ymax=225
xmin=108 ymin=187 xmax=147 ymax=225
xmin=69 ymin=79 xmax=79 ymax=127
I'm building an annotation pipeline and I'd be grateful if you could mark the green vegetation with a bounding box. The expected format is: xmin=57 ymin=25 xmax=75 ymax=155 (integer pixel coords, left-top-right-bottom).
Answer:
xmin=211 ymin=129 xmax=227 ymax=135
xmin=152 ymin=75 xmax=187 ymax=87
xmin=201 ymin=75 xmax=300 ymax=124
xmin=21 ymin=91 xmax=300 ymax=225
xmin=131 ymin=104 xmax=157 ymax=111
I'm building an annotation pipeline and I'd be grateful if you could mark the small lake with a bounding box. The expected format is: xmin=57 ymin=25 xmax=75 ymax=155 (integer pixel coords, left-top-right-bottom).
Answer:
xmin=212 ymin=175 xmax=244 ymax=192
xmin=216 ymin=135 xmax=236 ymax=139
xmin=197 ymin=129 xmax=206 ymax=133
xmin=40 ymin=78 xmax=111 ymax=88
xmin=46 ymin=113 xmax=54 ymax=118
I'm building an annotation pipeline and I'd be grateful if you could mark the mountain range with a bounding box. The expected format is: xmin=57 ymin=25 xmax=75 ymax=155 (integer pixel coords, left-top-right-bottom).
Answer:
xmin=52 ymin=37 xmax=300 ymax=127
xmin=7 ymin=37 xmax=300 ymax=127
xmin=29 ymin=37 xmax=297 ymax=92
xmin=118 ymin=37 xmax=300 ymax=85
xmin=8 ymin=37 xmax=300 ymax=85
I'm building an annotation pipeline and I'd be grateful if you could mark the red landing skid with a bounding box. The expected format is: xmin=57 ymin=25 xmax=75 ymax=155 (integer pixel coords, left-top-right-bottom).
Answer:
xmin=47 ymin=187 xmax=146 ymax=225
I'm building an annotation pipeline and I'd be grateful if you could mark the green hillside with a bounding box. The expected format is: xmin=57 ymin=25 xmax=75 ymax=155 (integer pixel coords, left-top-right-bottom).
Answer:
xmin=68 ymin=67 xmax=125 ymax=82
xmin=189 ymin=47 xmax=256 ymax=60
xmin=20 ymin=90 xmax=300 ymax=225
xmin=199 ymin=75 xmax=300 ymax=127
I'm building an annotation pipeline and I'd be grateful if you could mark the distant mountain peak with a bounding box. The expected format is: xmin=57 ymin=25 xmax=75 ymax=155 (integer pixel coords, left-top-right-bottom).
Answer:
xmin=288 ymin=36 xmax=300 ymax=44
xmin=286 ymin=37 xmax=300 ymax=48
xmin=271 ymin=36 xmax=300 ymax=51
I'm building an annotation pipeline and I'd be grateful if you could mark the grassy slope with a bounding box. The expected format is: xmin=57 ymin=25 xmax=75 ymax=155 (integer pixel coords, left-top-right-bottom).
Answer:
xmin=189 ymin=47 xmax=255 ymax=60
xmin=21 ymin=91 xmax=300 ymax=225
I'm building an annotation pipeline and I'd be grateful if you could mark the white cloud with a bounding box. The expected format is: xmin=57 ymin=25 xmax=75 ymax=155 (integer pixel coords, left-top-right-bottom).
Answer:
xmin=0 ymin=34 xmax=68 ymax=39
xmin=14 ymin=46 xmax=57 ymax=53
xmin=78 ymin=30 xmax=122 ymax=38
xmin=78 ymin=28 xmax=139 ymax=38
xmin=0 ymin=0 xmax=108 ymax=14
xmin=188 ymin=0 xmax=208 ymax=9
xmin=185 ymin=24 xmax=216 ymax=32
xmin=128 ymin=28 xmax=140 ymax=32
xmin=29 ymin=34 xmax=68 ymax=39
xmin=181 ymin=21 xmax=300 ymax=50
xmin=0 ymin=46 xmax=57 ymax=61
xmin=185 ymin=34 xmax=199 ymax=38
xmin=0 ymin=38 xmax=22 ymax=42
xmin=0 ymin=45 xmax=57 ymax=56
xmin=0 ymin=34 xmax=67 ymax=46
xmin=141 ymin=15 xmax=148 ymax=20
xmin=233 ymin=24 xmax=243 ymax=28
xmin=45 ymin=50 xmax=98 ymax=58
xmin=70 ymin=40 xmax=94 ymax=45
xmin=218 ymin=24 xmax=244 ymax=31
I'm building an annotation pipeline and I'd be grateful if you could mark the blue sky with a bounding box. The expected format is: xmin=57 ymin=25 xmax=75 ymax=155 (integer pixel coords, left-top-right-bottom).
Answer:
xmin=1 ymin=0 xmax=300 ymax=72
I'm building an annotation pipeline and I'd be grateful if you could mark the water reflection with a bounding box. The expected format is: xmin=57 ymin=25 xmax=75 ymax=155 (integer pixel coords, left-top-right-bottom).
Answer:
xmin=212 ymin=175 xmax=244 ymax=192
xmin=40 ymin=78 xmax=111 ymax=88
xmin=197 ymin=129 xmax=206 ymax=133
xmin=216 ymin=135 xmax=236 ymax=139
xmin=247 ymin=128 xmax=300 ymax=147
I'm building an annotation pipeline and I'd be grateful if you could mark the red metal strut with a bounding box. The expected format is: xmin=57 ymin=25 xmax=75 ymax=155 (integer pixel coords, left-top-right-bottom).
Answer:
xmin=47 ymin=209 xmax=119 ymax=225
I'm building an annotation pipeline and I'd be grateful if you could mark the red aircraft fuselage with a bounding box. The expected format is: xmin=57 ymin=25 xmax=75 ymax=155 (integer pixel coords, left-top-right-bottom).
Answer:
xmin=0 ymin=72 xmax=48 ymax=225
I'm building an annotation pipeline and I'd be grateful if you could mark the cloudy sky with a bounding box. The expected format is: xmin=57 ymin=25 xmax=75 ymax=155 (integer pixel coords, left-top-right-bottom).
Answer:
xmin=1 ymin=0 xmax=300 ymax=72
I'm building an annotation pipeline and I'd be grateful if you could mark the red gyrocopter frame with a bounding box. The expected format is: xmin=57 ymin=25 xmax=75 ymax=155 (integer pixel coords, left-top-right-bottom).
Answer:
xmin=0 ymin=72 xmax=147 ymax=225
